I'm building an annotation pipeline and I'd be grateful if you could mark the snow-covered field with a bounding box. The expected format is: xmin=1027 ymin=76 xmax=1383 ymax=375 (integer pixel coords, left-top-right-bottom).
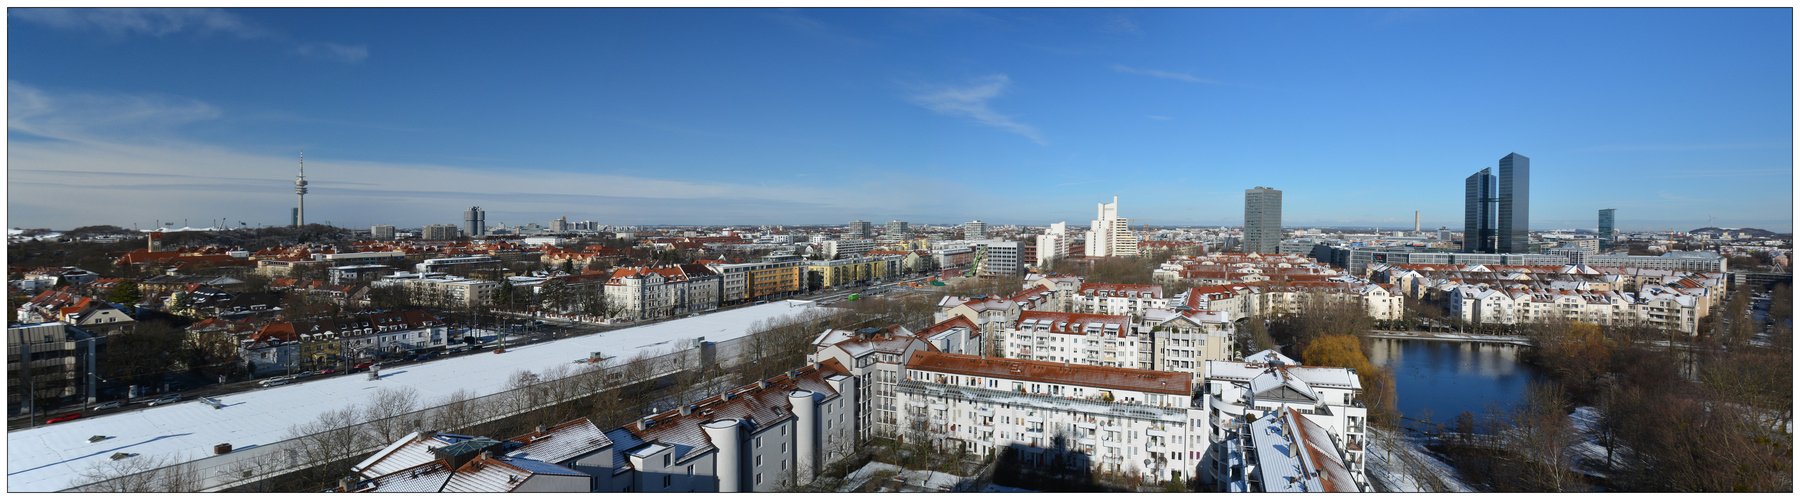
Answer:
xmin=6 ymin=301 xmax=818 ymax=492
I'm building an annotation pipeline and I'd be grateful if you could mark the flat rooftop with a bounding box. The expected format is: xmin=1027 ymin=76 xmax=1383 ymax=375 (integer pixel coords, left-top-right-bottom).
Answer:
xmin=5 ymin=301 xmax=819 ymax=492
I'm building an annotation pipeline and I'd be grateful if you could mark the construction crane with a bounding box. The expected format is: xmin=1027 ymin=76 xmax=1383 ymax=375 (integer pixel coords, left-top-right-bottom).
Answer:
xmin=1128 ymin=218 xmax=1154 ymax=231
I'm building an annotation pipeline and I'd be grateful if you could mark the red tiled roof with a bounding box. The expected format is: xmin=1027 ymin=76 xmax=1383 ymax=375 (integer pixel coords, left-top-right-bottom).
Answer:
xmin=907 ymin=351 xmax=1190 ymax=395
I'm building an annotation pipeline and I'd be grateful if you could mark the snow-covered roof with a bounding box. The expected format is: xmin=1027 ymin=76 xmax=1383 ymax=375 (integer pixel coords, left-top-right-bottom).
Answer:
xmin=6 ymin=301 xmax=820 ymax=492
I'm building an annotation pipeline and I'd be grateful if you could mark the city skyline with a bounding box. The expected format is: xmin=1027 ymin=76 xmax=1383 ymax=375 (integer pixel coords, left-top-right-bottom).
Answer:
xmin=7 ymin=8 xmax=1793 ymax=231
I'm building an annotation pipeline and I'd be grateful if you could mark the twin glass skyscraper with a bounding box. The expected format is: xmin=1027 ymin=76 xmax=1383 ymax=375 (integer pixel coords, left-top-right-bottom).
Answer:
xmin=1464 ymin=153 xmax=1530 ymax=254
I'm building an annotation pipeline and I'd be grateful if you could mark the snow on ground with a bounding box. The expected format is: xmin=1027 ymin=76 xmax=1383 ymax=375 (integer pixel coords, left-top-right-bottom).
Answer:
xmin=839 ymin=461 xmax=973 ymax=492
xmin=5 ymin=301 xmax=819 ymax=492
xmin=1566 ymin=406 xmax=1616 ymax=479
xmin=1364 ymin=427 xmax=1475 ymax=492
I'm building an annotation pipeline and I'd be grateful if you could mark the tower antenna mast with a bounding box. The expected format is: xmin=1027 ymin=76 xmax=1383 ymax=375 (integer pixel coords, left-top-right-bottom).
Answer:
xmin=295 ymin=151 xmax=309 ymax=227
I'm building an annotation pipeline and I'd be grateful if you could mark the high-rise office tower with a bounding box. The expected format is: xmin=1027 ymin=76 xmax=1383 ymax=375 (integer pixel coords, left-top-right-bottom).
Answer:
xmin=372 ymin=224 xmax=396 ymax=241
xmin=1464 ymin=168 xmax=1496 ymax=253
xmin=1496 ymin=153 xmax=1530 ymax=254
xmin=1598 ymin=209 xmax=1616 ymax=251
xmin=886 ymin=220 xmax=909 ymax=239
xmin=964 ymin=220 xmax=989 ymax=240
xmin=848 ymin=220 xmax=872 ymax=239
xmin=1088 ymin=196 xmax=1138 ymax=257
xmin=1463 ymin=153 xmax=1531 ymax=254
xmin=464 ymin=206 xmax=486 ymax=237
xmin=1243 ymin=187 xmax=1283 ymax=254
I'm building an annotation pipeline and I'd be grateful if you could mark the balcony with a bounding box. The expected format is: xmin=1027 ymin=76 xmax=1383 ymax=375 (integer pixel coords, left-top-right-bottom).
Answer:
xmin=1146 ymin=444 xmax=1167 ymax=453
xmin=1146 ymin=428 xmax=1168 ymax=437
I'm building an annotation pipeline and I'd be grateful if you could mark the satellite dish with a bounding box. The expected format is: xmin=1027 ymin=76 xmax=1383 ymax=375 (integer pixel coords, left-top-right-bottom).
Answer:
xmin=1143 ymin=458 xmax=1153 ymax=467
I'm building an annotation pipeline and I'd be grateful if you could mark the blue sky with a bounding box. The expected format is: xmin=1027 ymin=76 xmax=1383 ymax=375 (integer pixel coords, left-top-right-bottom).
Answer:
xmin=7 ymin=8 xmax=1793 ymax=232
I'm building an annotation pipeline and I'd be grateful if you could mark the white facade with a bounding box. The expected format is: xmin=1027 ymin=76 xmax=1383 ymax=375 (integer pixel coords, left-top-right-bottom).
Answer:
xmin=1004 ymin=311 xmax=1141 ymax=369
xmin=1071 ymin=283 xmax=1168 ymax=319
xmin=1088 ymin=197 xmax=1138 ymax=258
xmin=900 ymin=351 xmax=1207 ymax=483
xmin=602 ymin=265 xmax=721 ymax=321
xmin=1201 ymin=350 xmax=1368 ymax=491
xmin=964 ymin=220 xmax=989 ymax=241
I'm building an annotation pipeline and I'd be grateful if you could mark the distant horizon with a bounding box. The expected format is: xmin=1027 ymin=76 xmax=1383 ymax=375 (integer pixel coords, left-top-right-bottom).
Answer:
xmin=8 ymin=8 xmax=1791 ymax=233
xmin=17 ymin=220 xmax=1790 ymax=235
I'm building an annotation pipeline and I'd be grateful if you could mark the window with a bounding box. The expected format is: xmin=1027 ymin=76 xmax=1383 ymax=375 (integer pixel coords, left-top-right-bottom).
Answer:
xmin=664 ymin=454 xmax=671 ymax=467
xmin=687 ymin=465 xmax=694 ymax=476
xmin=663 ymin=475 xmax=672 ymax=488
xmin=756 ymin=473 xmax=762 ymax=485
xmin=755 ymin=456 xmax=762 ymax=467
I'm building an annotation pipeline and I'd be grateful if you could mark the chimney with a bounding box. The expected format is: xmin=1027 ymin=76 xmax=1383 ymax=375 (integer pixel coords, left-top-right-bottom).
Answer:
xmin=640 ymin=417 xmax=653 ymax=430
xmin=339 ymin=476 xmax=358 ymax=492
xmin=680 ymin=405 xmax=693 ymax=416
xmin=534 ymin=424 xmax=547 ymax=435
xmin=758 ymin=380 xmax=769 ymax=390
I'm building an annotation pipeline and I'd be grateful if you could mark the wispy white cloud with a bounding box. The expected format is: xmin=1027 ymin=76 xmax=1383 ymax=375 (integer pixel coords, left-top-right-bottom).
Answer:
xmin=767 ymin=9 xmax=872 ymax=47
xmin=906 ymin=75 xmax=1045 ymax=145
xmin=1112 ymin=64 xmax=1220 ymax=85
xmin=295 ymin=43 xmax=370 ymax=64
xmin=1098 ymin=13 xmax=1139 ymax=35
xmin=4 ymin=82 xmax=980 ymax=228
xmin=8 ymin=81 xmax=220 ymax=143
xmin=11 ymin=8 xmax=263 ymax=38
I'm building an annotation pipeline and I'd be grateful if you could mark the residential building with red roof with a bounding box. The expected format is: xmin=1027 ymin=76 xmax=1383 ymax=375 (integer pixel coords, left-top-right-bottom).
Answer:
xmin=1071 ymin=282 xmax=1167 ymax=319
xmin=603 ymin=264 xmax=721 ymax=321
xmin=899 ymin=351 xmax=1205 ymax=482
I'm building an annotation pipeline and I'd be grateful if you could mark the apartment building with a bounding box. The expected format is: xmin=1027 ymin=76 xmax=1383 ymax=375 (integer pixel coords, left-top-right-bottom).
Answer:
xmin=603 ymin=264 xmax=721 ymax=321
xmin=1141 ymin=308 xmax=1234 ymax=376
xmin=1447 ymin=283 xmax=1704 ymax=334
xmin=1201 ymin=350 xmax=1368 ymax=491
xmin=898 ymin=351 xmax=1205 ymax=482
xmin=1088 ymin=197 xmax=1139 ymax=258
xmin=1070 ymin=283 xmax=1167 ymax=319
xmin=373 ymin=272 xmax=498 ymax=308
xmin=240 ymin=309 xmax=449 ymax=373
xmin=821 ymin=238 xmax=876 ymax=259
xmin=809 ymin=328 xmax=935 ymax=442
xmin=806 ymin=255 xmax=901 ymax=289
xmin=348 ymin=361 xmax=859 ymax=493
xmin=706 ymin=254 xmax=807 ymax=305
xmin=1004 ymin=311 xmax=1141 ymax=369
xmin=1580 ymin=251 xmax=1728 ymax=272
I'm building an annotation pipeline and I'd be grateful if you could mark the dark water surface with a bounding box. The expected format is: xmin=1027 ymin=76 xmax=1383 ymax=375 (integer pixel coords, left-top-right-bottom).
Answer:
xmin=1367 ymin=338 xmax=1543 ymax=431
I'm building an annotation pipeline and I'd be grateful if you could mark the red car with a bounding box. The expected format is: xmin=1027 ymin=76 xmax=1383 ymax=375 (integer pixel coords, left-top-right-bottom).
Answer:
xmin=46 ymin=413 xmax=82 ymax=424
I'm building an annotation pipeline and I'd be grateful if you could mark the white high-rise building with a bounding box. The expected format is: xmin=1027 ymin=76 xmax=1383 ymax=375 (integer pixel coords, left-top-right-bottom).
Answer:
xmin=964 ymin=220 xmax=989 ymax=240
xmin=1035 ymin=222 xmax=1072 ymax=267
xmin=1088 ymin=196 xmax=1138 ymax=257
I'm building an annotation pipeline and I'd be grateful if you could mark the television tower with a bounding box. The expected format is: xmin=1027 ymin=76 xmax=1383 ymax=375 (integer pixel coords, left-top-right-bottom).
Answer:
xmin=294 ymin=152 xmax=308 ymax=227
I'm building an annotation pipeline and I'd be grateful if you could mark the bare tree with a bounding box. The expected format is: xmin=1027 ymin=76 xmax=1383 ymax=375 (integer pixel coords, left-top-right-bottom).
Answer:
xmin=69 ymin=452 xmax=200 ymax=492
xmin=361 ymin=386 xmax=423 ymax=444
xmin=284 ymin=406 xmax=366 ymax=481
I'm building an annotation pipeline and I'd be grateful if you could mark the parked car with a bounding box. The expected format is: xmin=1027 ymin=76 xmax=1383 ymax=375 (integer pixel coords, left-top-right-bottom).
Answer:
xmin=349 ymin=362 xmax=374 ymax=373
xmin=91 ymin=401 xmax=123 ymax=411
xmin=318 ymin=369 xmax=337 ymax=375
xmin=46 ymin=413 xmax=83 ymax=424
xmin=147 ymin=394 xmax=183 ymax=406
xmin=416 ymin=353 xmax=437 ymax=362
xmin=292 ymin=371 xmax=317 ymax=379
xmin=261 ymin=379 xmax=290 ymax=387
